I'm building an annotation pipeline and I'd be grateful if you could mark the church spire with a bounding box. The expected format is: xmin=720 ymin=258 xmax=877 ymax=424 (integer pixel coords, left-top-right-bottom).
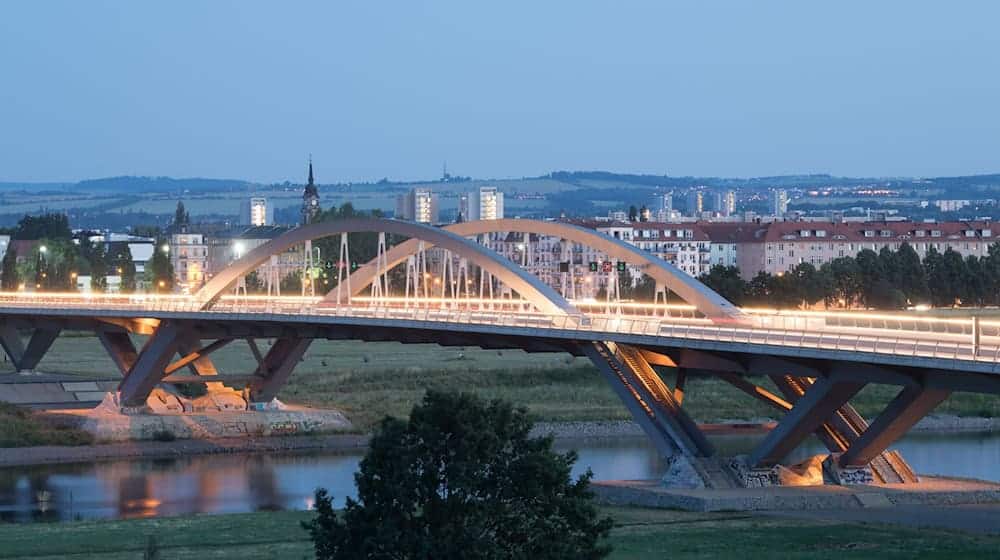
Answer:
xmin=301 ymin=156 xmax=321 ymax=225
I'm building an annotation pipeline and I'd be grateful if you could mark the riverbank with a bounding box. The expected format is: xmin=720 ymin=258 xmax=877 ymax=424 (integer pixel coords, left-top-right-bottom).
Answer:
xmin=1 ymin=505 xmax=997 ymax=559
xmin=2 ymin=416 xmax=997 ymax=468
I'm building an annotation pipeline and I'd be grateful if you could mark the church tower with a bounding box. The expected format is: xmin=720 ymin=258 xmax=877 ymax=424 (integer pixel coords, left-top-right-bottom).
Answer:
xmin=301 ymin=157 xmax=321 ymax=225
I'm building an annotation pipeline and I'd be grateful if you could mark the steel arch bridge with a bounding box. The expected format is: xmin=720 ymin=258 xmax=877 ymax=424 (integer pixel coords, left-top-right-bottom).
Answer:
xmin=2 ymin=217 xmax=999 ymax=489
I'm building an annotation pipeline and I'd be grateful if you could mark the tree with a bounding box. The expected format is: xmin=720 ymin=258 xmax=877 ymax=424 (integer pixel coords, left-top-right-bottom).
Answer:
xmin=855 ymin=249 xmax=884 ymax=307
xmin=174 ymin=201 xmax=190 ymax=227
xmin=1 ymin=244 xmax=18 ymax=290
xmin=822 ymin=257 xmax=860 ymax=308
xmin=112 ymin=246 xmax=137 ymax=293
xmin=303 ymin=391 xmax=613 ymax=560
xmin=627 ymin=205 xmax=638 ymax=222
xmin=893 ymin=243 xmax=928 ymax=304
xmin=13 ymin=213 xmax=71 ymax=240
xmin=788 ymin=262 xmax=828 ymax=308
xmin=147 ymin=240 xmax=174 ymax=293
xmin=698 ymin=265 xmax=746 ymax=305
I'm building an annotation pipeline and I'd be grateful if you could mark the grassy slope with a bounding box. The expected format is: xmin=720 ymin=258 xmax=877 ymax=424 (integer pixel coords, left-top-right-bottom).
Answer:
xmin=0 ymin=403 xmax=92 ymax=447
xmin=3 ymin=335 xmax=999 ymax=433
xmin=0 ymin=507 xmax=996 ymax=560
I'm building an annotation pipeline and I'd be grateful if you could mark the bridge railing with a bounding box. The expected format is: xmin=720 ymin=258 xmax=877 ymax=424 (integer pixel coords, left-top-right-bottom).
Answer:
xmin=2 ymin=293 xmax=999 ymax=365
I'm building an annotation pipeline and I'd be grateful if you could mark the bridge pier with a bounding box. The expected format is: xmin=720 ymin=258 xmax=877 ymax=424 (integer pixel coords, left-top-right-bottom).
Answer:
xmin=0 ymin=324 xmax=61 ymax=372
xmin=247 ymin=338 xmax=312 ymax=405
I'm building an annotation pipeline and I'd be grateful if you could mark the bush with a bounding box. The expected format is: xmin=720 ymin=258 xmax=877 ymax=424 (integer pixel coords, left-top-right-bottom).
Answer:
xmin=303 ymin=390 xmax=613 ymax=559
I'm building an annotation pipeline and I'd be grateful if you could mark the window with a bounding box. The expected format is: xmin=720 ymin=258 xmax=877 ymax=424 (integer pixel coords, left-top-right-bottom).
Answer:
xmin=965 ymin=230 xmax=976 ymax=237
xmin=880 ymin=230 xmax=892 ymax=237
xmin=800 ymin=230 xmax=811 ymax=237
xmin=864 ymin=230 xmax=875 ymax=237
xmin=983 ymin=229 xmax=993 ymax=237
xmin=816 ymin=230 xmax=827 ymax=237
xmin=931 ymin=230 xmax=942 ymax=237
xmin=916 ymin=230 xmax=926 ymax=237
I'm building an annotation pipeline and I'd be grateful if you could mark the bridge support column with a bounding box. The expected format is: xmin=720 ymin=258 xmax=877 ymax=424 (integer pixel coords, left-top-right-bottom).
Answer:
xmin=248 ymin=338 xmax=312 ymax=404
xmin=840 ymin=386 xmax=951 ymax=467
xmin=0 ymin=324 xmax=60 ymax=372
xmin=118 ymin=321 xmax=183 ymax=407
xmin=750 ymin=378 xmax=865 ymax=467
xmin=97 ymin=331 xmax=139 ymax=375
xmin=584 ymin=342 xmax=736 ymax=488
xmin=0 ymin=323 xmax=25 ymax=369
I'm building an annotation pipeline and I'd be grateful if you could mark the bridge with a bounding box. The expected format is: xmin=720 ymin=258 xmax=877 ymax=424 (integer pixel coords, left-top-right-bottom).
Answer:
xmin=2 ymin=218 xmax=999 ymax=488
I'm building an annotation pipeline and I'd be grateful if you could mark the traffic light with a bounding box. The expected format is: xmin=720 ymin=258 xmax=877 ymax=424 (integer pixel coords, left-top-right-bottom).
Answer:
xmin=617 ymin=261 xmax=627 ymax=273
xmin=589 ymin=261 xmax=599 ymax=272
xmin=559 ymin=261 xmax=570 ymax=273
xmin=601 ymin=261 xmax=612 ymax=273
xmin=324 ymin=260 xmax=334 ymax=270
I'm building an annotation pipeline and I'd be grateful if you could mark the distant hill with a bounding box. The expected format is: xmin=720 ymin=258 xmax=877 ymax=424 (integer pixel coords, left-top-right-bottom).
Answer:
xmin=75 ymin=176 xmax=252 ymax=193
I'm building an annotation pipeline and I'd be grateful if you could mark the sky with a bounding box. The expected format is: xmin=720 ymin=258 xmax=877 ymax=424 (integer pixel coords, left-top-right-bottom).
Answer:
xmin=1 ymin=1 xmax=998 ymax=184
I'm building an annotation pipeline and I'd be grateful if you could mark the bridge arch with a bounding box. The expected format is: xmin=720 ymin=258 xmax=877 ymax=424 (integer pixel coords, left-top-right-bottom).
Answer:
xmin=194 ymin=218 xmax=577 ymax=317
xmin=327 ymin=219 xmax=742 ymax=321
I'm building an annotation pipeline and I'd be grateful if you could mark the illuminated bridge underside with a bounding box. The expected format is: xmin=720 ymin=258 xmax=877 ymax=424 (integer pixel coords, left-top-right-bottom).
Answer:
xmin=0 ymin=218 xmax=993 ymax=487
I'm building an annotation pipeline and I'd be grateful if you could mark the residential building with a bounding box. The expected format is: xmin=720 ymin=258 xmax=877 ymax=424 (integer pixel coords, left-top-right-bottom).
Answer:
xmin=722 ymin=190 xmax=736 ymax=217
xmin=240 ymin=197 xmax=272 ymax=227
xmin=460 ymin=186 xmax=504 ymax=221
xmin=772 ymin=189 xmax=789 ymax=216
xmin=396 ymin=188 xmax=439 ymax=223
xmin=170 ymin=232 xmax=208 ymax=293
xmin=686 ymin=191 xmax=703 ymax=216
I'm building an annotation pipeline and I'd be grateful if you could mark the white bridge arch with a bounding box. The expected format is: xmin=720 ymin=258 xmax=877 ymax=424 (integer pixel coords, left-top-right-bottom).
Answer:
xmin=327 ymin=218 xmax=742 ymax=321
xmin=194 ymin=218 xmax=579 ymax=317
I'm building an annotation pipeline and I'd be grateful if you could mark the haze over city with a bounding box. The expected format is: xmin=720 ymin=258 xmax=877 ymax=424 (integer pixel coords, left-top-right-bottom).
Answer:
xmin=2 ymin=1 xmax=999 ymax=183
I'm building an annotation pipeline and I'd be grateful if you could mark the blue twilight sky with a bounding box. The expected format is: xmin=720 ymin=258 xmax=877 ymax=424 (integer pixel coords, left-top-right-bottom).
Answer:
xmin=0 ymin=1 xmax=998 ymax=184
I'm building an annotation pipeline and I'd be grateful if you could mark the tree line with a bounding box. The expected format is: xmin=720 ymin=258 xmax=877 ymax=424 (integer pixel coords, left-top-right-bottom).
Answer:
xmin=0 ymin=213 xmax=174 ymax=293
xmin=698 ymin=242 xmax=1000 ymax=309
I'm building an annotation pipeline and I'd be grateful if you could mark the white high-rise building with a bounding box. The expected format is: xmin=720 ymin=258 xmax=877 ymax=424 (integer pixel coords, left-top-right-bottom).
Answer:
xmin=460 ymin=186 xmax=504 ymax=221
xmin=772 ymin=189 xmax=789 ymax=216
xmin=660 ymin=192 xmax=673 ymax=213
xmin=240 ymin=197 xmax=272 ymax=226
xmin=722 ymin=190 xmax=736 ymax=216
xmin=396 ymin=188 xmax=439 ymax=223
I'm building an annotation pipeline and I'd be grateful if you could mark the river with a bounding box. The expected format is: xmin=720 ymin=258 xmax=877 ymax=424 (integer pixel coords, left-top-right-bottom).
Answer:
xmin=2 ymin=431 xmax=999 ymax=523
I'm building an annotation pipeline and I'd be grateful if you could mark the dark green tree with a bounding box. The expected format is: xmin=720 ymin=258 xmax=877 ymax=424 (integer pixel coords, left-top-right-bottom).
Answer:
xmin=855 ymin=249 xmax=884 ymax=307
xmin=627 ymin=205 xmax=638 ymax=222
xmin=0 ymin=244 xmax=18 ymax=290
xmin=821 ymin=257 xmax=861 ymax=308
xmin=112 ymin=246 xmax=137 ymax=293
xmin=788 ymin=262 xmax=829 ymax=308
xmin=893 ymin=243 xmax=928 ymax=304
xmin=174 ymin=201 xmax=190 ymax=227
xmin=303 ymin=391 xmax=613 ymax=560
xmin=13 ymin=213 xmax=71 ymax=240
xmin=962 ymin=255 xmax=987 ymax=307
xmin=147 ymin=240 xmax=174 ymax=293
xmin=698 ymin=265 xmax=747 ymax=305
xmin=745 ymin=271 xmax=776 ymax=306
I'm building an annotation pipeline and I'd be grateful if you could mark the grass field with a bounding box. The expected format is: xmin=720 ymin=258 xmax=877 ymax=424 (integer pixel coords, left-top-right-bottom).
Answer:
xmin=4 ymin=334 xmax=1000 ymax=436
xmin=0 ymin=506 xmax=995 ymax=559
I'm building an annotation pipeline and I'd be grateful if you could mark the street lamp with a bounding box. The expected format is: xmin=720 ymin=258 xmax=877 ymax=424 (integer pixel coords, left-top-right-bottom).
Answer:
xmin=161 ymin=244 xmax=170 ymax=254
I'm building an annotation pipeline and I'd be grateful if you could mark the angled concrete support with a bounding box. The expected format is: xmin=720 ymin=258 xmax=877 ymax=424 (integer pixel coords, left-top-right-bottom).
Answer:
xmin=584 ymin=341 xmax=713 ymax=458
xmin=248 ymin=338 xmax=312 ymax=403
xmin=97 ymin=331 xmax=139 ymax=376
xmin=118 ymin=321 xmax=183 ymax=407
xmin=0 ymin=323 xmax=25 ymax=368
xmin=750 ymin=378 xmax=865 ymax=467
xmin=716 ymin=373 xmax=793 ymax=413
xmin=1 ymin=326 xmax=61 ymax=371
xmin=840 ymin=386 xmax=951 ymax=467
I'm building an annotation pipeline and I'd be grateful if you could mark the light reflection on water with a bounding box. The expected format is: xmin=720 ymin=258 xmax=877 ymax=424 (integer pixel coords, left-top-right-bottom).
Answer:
xmin=1 ymin=431 xmax=998 ymax=523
